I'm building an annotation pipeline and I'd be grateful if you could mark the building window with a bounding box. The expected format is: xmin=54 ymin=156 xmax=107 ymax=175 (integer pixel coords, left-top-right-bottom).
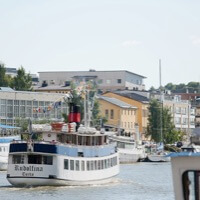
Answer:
xmin=117 ymin=79 xmax=122 ymax=84
xmin=98 ymin=79 xmax=103 ymax=84
xmin=105 ymin=109 xmax=109 ymax=118
xmin=110 ymin=109 xmax=114 ymax=119
xmin=106 ymin=80 xmax=111 ymax=84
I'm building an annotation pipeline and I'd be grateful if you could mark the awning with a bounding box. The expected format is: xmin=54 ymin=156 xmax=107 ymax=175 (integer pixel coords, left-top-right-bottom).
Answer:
xmin=0 ymin=124 xmax=20 ymax=129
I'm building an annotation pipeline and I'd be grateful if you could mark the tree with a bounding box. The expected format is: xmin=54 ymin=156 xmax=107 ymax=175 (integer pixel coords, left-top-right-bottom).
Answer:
xmin=0 ymin=62 xmax=9 ymax=87
xmin=146 ymin=99 xmax=184 ymax=144
xmin=13 ymin=66 xmax=32 ymax=91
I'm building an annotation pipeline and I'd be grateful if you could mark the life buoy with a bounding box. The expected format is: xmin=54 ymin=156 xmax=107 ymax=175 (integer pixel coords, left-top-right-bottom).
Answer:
xmin=48 ymin=133 xmax=51 ymax=137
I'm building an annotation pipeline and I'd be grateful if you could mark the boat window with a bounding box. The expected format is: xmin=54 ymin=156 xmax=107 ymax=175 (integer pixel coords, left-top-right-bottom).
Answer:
xmin=125 ymin=143 xmax=134 ymax=149
xmin=64 ymin=159 xmax=69 ymax=170
xmin=87 ymin=161 xmax=90 ymax=171
xmin=101 ymin=160 xmax=103 ymax=169
xmin=70 ymin=160 xmax=74 ymax=170
xmin=81 ymin=161 xmax=85 ymax=171
xmin=97 ymin=160 xmax=101 ymax=170
xmin=28 ymin=155 xmax=42 ymax=164
xmin=117 ymin=142 xmax=125 ymax=149
xmin=104 ymin=159 xmax=107 ymax=169
xmin=91 ymin=161 xmax=94 ymax=170
xmin=86 ymin=136 xmax=90 ymax=146
xmin=75 ymin=160 xmax=79 ymax=171
xmin=182 ymin=171 xmax=200 ymax=200
xmin=12 ymin=155 xmax=24 ymax=164
xmin=78 ymin=152 xmax=84 ymax=157
xmin=43 ymin=156 xmax=53 ymax=165
xmin=95 ymin=160 xmax=98 ymax=170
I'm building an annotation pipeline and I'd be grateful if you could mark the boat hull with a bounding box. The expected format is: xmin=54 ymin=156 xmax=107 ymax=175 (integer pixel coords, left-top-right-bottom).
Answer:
xmin=147 ymin=155 xmax=170 ymax=162
xmin=7 ymin=152 xmax=120 ymax=187
xmin=7 ymin=175 xmax=118 ymax=187
xmin=119 ymin=149 xmax=145 ymax=163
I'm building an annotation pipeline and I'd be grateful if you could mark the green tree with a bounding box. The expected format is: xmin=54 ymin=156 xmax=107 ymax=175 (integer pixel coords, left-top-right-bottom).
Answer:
xmin=0 ymin=62 xmax=9 ymax=87
xmin=146 ymin=99 xmax=184 ymax=144
xmin=165 ymin=83 xmax=176 ymax=91
xmin=13 ymin=66 xmax=32 ymax=91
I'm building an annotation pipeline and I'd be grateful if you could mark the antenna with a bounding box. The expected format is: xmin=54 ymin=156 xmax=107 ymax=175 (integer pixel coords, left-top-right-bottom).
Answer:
xmin=159 ymin=59 xmax=163 ymax=143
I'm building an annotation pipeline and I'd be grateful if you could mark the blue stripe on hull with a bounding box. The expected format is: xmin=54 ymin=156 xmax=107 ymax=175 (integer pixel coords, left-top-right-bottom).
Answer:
xmin=10 ymin=143 xmax=116 ymax=157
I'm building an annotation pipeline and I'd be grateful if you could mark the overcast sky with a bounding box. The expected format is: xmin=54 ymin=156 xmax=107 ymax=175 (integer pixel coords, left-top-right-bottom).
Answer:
xmin=0 ymin=0 xmax=200 ymax=89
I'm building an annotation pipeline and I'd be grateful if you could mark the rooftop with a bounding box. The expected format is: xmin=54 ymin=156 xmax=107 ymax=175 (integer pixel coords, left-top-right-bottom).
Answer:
xmin=98 ymin=95 xmax=137 ymax=109
xmin=105 ymin=90 xmax=149 ymax=103
xmin=0 ymin=87 xmax=15 ymax=92
xmin=38 ymin=70 xmax=146 ymax=78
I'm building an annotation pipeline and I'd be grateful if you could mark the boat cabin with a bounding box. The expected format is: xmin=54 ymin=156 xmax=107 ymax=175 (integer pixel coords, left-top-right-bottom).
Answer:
xmin=33 ymin=124 xmax=110 ymax=146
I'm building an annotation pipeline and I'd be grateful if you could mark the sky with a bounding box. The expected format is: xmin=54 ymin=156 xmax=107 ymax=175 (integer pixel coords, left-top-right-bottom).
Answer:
xmin=0 ymin=0 xmax=200 ymax=89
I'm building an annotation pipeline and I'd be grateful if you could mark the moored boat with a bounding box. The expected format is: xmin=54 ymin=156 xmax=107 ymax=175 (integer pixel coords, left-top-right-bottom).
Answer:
xmin=6 ymin=122 xmax=119 ymax=186
xmin=0 ymin=124 xmax=21 ymax=171
xmin=110 ymin=135 xmax=146 ymax=163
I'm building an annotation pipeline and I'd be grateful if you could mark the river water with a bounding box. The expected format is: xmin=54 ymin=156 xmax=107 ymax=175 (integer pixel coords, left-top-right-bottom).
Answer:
xmin=0 ymin=162 xmax=174 ymax=200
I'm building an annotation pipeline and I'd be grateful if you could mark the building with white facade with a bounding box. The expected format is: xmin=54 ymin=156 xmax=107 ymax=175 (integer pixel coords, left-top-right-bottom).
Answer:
xmin=38 ymin=70 xmax=146 ymax=92
xmin=163 ymin=95 xmax=195 ymax=136
xmin=0 ymin=88 xmax=68 ymax=126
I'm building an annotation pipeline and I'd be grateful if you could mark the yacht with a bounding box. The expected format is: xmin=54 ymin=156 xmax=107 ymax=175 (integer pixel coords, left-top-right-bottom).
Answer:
xmin=110 ymin=135 xmax=146 ymax=163
xmin=6 ymin=122 xmax=119 ymax=186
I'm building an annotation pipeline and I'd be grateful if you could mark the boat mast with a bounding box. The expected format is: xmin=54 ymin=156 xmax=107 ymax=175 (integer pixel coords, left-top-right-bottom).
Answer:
xmin=159 ymin=59 xmax=163 ymax=143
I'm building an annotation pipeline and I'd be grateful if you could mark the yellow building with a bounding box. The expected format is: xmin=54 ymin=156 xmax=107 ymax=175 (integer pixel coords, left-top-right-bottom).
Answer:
xmin=102 ymin=91 xmax=149 ymax=138
xmin=98 ymin=96 xmax=137 ymax=136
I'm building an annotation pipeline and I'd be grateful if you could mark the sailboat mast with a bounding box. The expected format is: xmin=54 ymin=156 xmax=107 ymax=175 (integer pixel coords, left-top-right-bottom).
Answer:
xmin=159 ymin=59 xmax=163 ymax=143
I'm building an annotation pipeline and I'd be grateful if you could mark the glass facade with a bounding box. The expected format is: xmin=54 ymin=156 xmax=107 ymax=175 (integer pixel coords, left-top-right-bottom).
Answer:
xmin=0 ymin=98 xmax=68 ymax=126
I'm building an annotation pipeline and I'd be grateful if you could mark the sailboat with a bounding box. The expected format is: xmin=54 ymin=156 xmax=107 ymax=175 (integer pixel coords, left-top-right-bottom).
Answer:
xmin=147 ymin=60 xmax=170 ymax=162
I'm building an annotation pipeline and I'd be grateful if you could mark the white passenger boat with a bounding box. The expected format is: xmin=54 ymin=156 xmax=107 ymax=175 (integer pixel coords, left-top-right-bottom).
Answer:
xmin=110 ymin=135 xmax=146 ymax=163
xmin=171 ymin=152 xmax=200 ymax=200
xmin=6 ymin=122 xmax=119 ymax=186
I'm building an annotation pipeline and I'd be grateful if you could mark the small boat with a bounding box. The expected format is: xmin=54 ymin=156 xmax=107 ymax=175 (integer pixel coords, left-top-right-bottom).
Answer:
xmin=147 ymin=143 xmax=170 ymax=162
xmin=110 ymin=135 xmax=146 ymax=163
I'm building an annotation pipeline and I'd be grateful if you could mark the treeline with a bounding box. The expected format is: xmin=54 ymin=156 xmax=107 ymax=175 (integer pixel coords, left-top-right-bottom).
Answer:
xmin=149 ymin=82 xmax=200 ymax=93
xmin=0 ymin=62 xmax=32 ymax=91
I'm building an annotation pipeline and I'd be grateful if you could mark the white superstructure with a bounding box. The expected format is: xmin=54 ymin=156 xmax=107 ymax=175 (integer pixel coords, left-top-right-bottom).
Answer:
xmin=0 ymin=135 xmax=21 ymax=170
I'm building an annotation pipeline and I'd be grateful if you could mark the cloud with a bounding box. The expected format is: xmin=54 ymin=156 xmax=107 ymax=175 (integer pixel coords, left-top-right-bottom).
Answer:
xmin=121 ymin=40 xmax=141 ymax=47
xmin=190 ymin=36 xmax=200 ymax=45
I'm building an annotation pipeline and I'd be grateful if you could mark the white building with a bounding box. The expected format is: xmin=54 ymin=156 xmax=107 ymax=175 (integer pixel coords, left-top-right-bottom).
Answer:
xmin=38 ymin=70 xmax=146 ymax=92
xmin=0 ymin=88 xmax=68 ymax=126
xmin=163 ymin=95 xmax=195 ymax=135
